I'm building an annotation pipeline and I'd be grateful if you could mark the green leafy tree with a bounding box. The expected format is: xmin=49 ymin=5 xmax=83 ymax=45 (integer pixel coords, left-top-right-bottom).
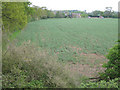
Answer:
xmin=111 ymin=11 xmax=118 ymax=18
xmin=47 ymin=10 xmax=55 ymax=18
xmin=40 ymin=7 xmax=47 ymax=19
xmin=23 ymin=2 xmax=33 ymax=22
xmin=55 ymin=11 xmax=65 ymax=18
xmin=81 ymin=13 xmax=88 ymax=18
xmin=30 ymin=6 xmax=50 ymax=20
xmin=103 ymin=7 xmax=112 ymax=18
xmin=2 ymin=2 xmax=27 ymax=32
xmin=92 ymin=10 xmax=103 ymax=16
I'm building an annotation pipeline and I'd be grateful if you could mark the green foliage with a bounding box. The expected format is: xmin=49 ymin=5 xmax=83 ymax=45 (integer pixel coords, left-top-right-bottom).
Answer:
xmin=81 ymin=13 xmax=88 ymax=18
xmin=47 ymin=10 xmax=55 ymax=18
xmin=23 ymin=2 xmax=32 ymax=15
xmin=28 ymin=6 xmax=55 ymax=21
xmin=2 ymin=30 xmax=21 ymax=53
xmin=90 ymin=10 xmax=104 ymax=16
xmin=112 ymin=11 xmax=118 ymax=18
xmin=103 ymin=7 xmax=113 ymax=18
xmin=100 ymin=43 xmax=120 ymax=80
xmin=2 ymin=43 xmax=44 ymax=88
xmin=2 ymin=2 xmax=27 ymax=32
xmin=88 ymin=9 xmax=118 ymax=18
xmin=25 ymin=80 xmax=44 ymax=88
xmin=9 ymin=30 xmax=21 ymax=40
xmin=79 ymin=78 xmax=119 ymax=88
xmin=55 ymin=11 xmax=65 ymax=18
xmin=23 ymin=2 xmax=34 ymax=22
xmin=2 ymin=2 xmax=55 ymax=33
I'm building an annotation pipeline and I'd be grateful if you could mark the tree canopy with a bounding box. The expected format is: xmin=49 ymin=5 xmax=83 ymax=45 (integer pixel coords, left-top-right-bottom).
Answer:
xmin=2 ymin=2 xmax=27 ymax=32
xmin=2 ymin=2 xmax=55 ymax=32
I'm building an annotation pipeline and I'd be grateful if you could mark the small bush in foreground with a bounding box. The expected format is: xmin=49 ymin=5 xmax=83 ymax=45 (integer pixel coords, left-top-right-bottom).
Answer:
xmin=79 ymin=78 xmax=119 ymax=88
xmin=25 ymin=80 xmax=44 ymax=88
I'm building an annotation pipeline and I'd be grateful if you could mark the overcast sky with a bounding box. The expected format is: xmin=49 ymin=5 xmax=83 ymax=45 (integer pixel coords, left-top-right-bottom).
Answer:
xmin=29 ymin=0 xmax=119 ymax=12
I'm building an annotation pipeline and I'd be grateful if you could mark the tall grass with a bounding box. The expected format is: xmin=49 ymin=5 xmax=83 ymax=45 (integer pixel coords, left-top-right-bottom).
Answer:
xmin=2 ymin=41 xmax=88 ymax=88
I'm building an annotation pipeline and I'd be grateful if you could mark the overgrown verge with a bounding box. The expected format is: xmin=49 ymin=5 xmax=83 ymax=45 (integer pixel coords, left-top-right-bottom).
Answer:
xmin=79 ymin=78 xmax=119 ymax=88
xmin=2 ymin=30 xmax=21 ymax=53
xmin=2 ymin=41 xmax=88 ymax=88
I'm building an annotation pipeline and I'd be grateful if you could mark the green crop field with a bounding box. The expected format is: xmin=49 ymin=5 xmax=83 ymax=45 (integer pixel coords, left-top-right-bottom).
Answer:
xmin=4 ymin=18 xmax=118 ymax=87
xmin=15 ymin=18 xmax=118 ymax=67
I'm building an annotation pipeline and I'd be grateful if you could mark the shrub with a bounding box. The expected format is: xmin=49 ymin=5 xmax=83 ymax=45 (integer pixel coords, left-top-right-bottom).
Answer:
xmin=99 ymin=43 xmax=120 ymax=81
xmin=25 ymin=80 xmax=44 ymax=88
xmin=79 ymin=78 xmax=119 ymax=88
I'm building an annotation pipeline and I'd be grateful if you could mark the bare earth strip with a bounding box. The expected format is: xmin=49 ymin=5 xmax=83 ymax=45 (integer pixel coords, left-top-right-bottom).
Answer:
xmin=64 ymin=53 xmax=108 ymax=78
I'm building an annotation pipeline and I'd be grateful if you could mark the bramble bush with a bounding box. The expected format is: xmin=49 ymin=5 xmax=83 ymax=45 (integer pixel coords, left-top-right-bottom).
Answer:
xmin=99 ymin=42 xmax=120 ymax=81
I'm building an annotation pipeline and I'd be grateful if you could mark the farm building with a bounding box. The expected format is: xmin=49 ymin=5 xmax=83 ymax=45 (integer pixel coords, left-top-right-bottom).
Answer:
xmin=72 ymin=13 xmax=81 ymax=18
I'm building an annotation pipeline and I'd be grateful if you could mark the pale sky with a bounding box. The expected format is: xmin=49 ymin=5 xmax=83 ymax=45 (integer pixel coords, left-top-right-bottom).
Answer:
xmin=29 ymin=0 xmax=119 ymax=12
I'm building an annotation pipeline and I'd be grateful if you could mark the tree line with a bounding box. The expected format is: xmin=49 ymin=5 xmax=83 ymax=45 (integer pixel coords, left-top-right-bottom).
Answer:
xmin=88 ymin=7 xmax=118 ymax=18
xmin=2 ymin=2 xmax=55 ymax=32
xmin=2 ymin=2 xmax=118 ymax=33
xmin=55 ymin=7 xmax=118 ymax=18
